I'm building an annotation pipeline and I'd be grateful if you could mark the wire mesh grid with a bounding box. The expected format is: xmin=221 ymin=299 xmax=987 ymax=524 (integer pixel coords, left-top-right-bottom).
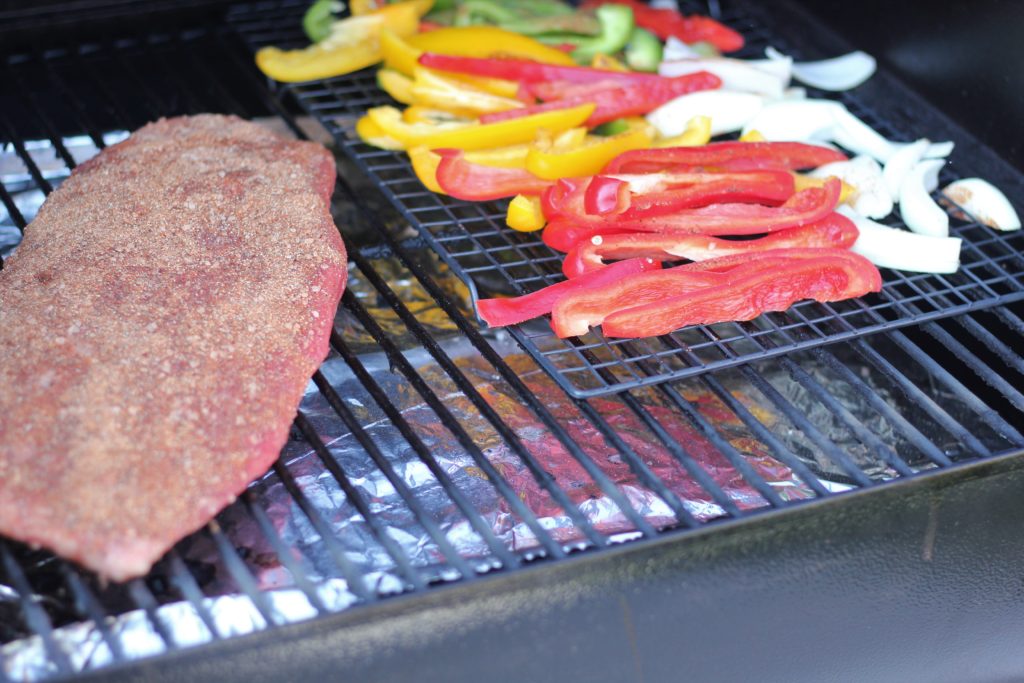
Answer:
xmin=228 ymin=0 xmax=1024 ymax=399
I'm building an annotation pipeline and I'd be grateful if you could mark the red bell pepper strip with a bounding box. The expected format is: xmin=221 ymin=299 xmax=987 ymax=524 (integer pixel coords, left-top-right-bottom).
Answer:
xmin=475 ymin=257 xmax=661 ymax=328
xmin=478 ymin=72 xmax=721 ymax=127
xmin=584 ymin=175 xmax=631 ymax=215
xmin=582 ymin=0 xmax=744 ymax=53
xmin=604 ymin=141 xmax=848 ymax=174
xmin=562 ymin=212 xmax=859 ymax=278
xmin=526 ymin=80 xmax=627 ymax=103
xmin=433 ymin=148 xmax=551 ymax=201
xmin=599 ymin=249 xmax=882 ymax=338
xmin=419 ymin=53 xmax=666 ymax=86
xmin=543 ymin=177 xmax=841 ymax=251
xmin=615 ymin=172 xmax=796 ymax=218
xmin=551 ymin=248 xmax=880 ymax=338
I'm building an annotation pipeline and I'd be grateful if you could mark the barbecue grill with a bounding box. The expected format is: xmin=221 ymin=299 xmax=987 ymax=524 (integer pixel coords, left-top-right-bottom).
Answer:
xmin=2 ymin=1 xmax=1024 ymax=681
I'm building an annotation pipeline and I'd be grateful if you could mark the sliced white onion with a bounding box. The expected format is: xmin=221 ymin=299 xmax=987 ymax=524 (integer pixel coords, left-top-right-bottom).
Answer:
xmin=766 ymin=47 xmax=876 ymax=91
xmin=647 ymin=91 xmax=764 ymax=137
xmin=781 ymin=87 xmax=807 ymax=100
xmin=924 ymin=140 xmax=955 ymax=159
xmin=812 ymin=156 xmax=892 ymax=219
xmin=839 ymin=206 xmax=961 ymax=273
xmin=742 ymin=98 xmax=916 ymax=163
xmin=663 ymin=36 xmax=700 ymax=61
xmin=745 ymin=55 xmax=794 ymax=82
xmin=659 ymin=58 xmax=789 ymax=98
xmin=899 ymin=159 xmax=949 ymax=237
xmin=882 ymin=138 xmax=930 ymax=201
xmin=740 ymin=99 xmax=840 ymax=143
xmin=942 ymin=178 xmax=1022 ymax=231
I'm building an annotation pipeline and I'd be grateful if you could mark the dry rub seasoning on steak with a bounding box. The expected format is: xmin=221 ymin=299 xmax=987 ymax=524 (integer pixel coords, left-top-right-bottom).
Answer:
xmin=0 ymin=114 xmax=347 ymax=581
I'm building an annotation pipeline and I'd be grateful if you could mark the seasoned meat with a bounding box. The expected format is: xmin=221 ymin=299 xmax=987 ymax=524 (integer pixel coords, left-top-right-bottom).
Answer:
xmin=0 ymin=114 xmax=347 ymax=581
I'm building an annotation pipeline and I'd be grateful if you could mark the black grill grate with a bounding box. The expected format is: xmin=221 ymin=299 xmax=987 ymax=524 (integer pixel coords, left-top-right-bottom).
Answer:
xmin=228 ymin=1 xmax=1024 ymax=399
xmin=1 ymin=1 xmax=1024 ymax=680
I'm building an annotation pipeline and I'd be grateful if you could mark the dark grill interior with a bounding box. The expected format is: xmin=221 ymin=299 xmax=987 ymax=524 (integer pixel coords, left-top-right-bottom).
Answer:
xmin=1 ymin=0 xmax=1023 ymax=680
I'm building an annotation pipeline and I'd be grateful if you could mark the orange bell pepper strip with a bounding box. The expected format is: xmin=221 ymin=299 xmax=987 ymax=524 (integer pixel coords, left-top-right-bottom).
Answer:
xmin=256 ymin=0 xmax=432 ymax=82
xmin=365 ymin=103 xmax=594 ymax=150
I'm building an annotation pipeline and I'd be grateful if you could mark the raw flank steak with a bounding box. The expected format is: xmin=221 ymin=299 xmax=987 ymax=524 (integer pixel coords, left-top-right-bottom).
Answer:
xmin=0 ymin=114 xmax=347 ymax=581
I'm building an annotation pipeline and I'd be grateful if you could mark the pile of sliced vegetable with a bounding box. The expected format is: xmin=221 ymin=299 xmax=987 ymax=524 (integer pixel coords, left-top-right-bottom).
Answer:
xmin=256 ymin=0 xmax=1022 ymax=340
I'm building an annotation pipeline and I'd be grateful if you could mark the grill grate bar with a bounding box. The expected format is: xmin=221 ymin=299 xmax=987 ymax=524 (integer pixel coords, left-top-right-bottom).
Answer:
xmin=656 ymin=379 xmax=788 ymax=507
xmin=576 ymin=398 xmax=700 ymax=528
xmin=0 ymin=114 xmax=54 ymax=196
xmin=625 ymin=333 xmax=792 ymax=508
xmin=809 ymin=346 xmax=954 ymax=467
xmin=739 ymin=365 xmax=875 ymax=487
xmin=343 ymin=251 xmax=604 ymax=550
xmin=329 ymin=307 xmax=516 ymax=569
xmin=778 ymin=354 xmax=917 ymax=477
xmin=290 ymin=412 xmax=423 ymax=594
xmin=166 ymin=550 xmax=223 ymax=641
xmin=0 ymin=544 xmax=73 ymax=676
xmin=954 ymin=315 xmax=1024 ymax=377
xmin=36 ymin=46 xmax=108 ymax=150
xmin=697 ymin=374 xmax=832 ymax=497
xmin=617 ymin=391 xmax=744 ymax=517
xmin=59 ymin=564 xmax=126 ymax=663
xmin=887 ymin=328 xmax=1024 ymax=445
xmin=309 ymin=359 xmax=480 ymax=579
xmin=849 ymin=337 xmax=991 ymax=459
xmin=205 ymin=523 xmax=281 ymax=627
xmin=339 ymin=276 xmax=567 ymax=559
xmin=922 ymin=322 xmax=1024 ymax=413
xmin=4 ymin=66 xmax=79 ymax=172
xmin=126 ymin=580 xmax=177 ymax=650
xmin=242 ymin=493 xmax=329 ymax=614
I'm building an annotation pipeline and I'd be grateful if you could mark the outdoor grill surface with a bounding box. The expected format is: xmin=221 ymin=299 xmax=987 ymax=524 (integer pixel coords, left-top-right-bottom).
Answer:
xmin=1 ymin=0 xmax=1023 ymax=681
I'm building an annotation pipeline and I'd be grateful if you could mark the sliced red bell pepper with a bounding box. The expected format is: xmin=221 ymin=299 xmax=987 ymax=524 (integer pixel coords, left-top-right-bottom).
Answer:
xmin=582 ymin=0 xmax=744 ymax=53
xmin=526 ymin=79 xmax=628 ymax=103
xmin=478 ymin=72 xmax=721 ymax=127
xmin=603 ymin=141 xmax=848 ymax=174
xmin=419 ymin=53 xmax=666 ymax=85
xmin=551 ymin=248 xmax=880 ymax=338
xmin=475 ymin=257 xmax=661 ymax=328
xmin=584 ymin=175 xmax=630 ymax=215
xmin=562 ymin=212 xmax=859 ymax=278
xmin=599 ymin=249 xmax=882 ymax=338
xmin=433 ymin=148 xmax=551 ymax=201
xmin=615 ymin=172 xmax=796 ymax=218
xmin=543 ymin=177 xmax=841 ymax=250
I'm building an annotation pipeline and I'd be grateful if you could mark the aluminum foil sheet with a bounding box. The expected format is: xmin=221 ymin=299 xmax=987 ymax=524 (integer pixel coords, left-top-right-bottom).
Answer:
xmin=0 ymin=129 xmax=997 ymax=681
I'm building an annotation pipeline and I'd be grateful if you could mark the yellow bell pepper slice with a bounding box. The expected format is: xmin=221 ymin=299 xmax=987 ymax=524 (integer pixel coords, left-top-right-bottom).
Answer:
xmin=739 ymin=129 xmax=766 ymax=142
xmin=409 ymin=66 xmax=523 ymax=116
xmin=255 ymin=0 xmax=431 ymax=83
xmin=377 ymin=69 xmax=416 ymax=105
xmin=526 ymin=126 xmax=653 ymax=180
xmin=653 ymin=115 xmax=712 ymax=148
xmin=408 ymin=146 xmax=445 ymax=193
xmin=350 ymin=0 xmax=383 ymax=14
xmin=380 ymin=29 xmax=528 ymax=98
xmin=355 ymin=114 xmax=405 ymax=150
xmin=506 ymin=195 xmax=546 ymax=232
xmin=366 ymin=103 xmax=595 ymax=151
xmin=465 ymin=144 xmax=532 ymax=169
